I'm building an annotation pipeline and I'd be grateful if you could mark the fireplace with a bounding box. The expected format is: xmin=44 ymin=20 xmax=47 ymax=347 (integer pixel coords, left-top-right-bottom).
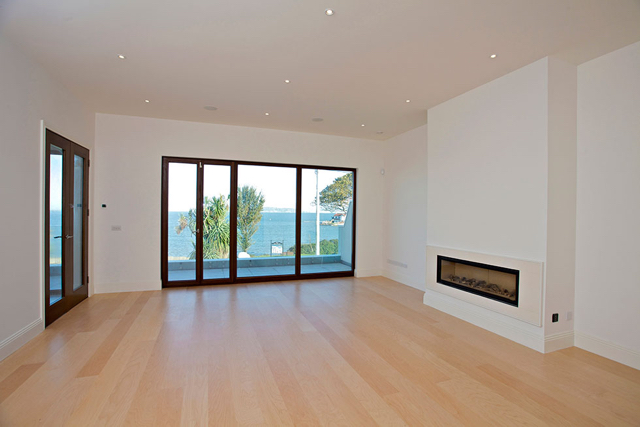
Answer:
xmin=437 ymin=255 xmax=519 ymax=306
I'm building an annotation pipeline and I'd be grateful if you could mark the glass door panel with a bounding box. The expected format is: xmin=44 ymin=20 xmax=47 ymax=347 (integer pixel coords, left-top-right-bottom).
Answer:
xmin=202 ymin=164 xmax=231 ymax=280
xmin=49 ymin=145 xmax=64 ymax=305
xmin=236 ymin=165 xmax=297 ymax=278
xmin=167 ymin=163 xmax=198 ymax=282
xmin=72 ymin=155 xmax=84 ymax=290
xmin=300 ymin=169 xmax=354 ymax=274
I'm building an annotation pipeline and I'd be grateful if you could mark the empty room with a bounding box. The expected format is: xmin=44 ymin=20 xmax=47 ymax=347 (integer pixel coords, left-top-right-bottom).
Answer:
xmin=1 ymin=0 xmax=639 ymax=425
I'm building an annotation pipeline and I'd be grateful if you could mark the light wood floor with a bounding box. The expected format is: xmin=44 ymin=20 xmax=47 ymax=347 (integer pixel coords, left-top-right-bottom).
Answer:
xmin=1 ymin=277 xmax=639 ymax=426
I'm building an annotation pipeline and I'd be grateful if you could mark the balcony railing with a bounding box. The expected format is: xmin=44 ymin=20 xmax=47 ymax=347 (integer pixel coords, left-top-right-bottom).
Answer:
xmin=168 ymin=254 xmax=347 ymax=271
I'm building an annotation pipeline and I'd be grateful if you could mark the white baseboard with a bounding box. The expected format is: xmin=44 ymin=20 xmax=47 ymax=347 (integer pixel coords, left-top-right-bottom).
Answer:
xmin=0 ymin=319 xmax=44 ymax=362
xmin=355 ymin=269 xmax=381 ymax=278
xmin=575 ymin=332 xmax=640 ymax=370
xmin=423 ymin=289 xmax=545 ymax=352
xmin=544 ymin=331 xmax=575 ymax=353
xmin=382 ymin=269 xmax=424 ymax=291
xmin=94 ymin=280 xmax=162 ymax=294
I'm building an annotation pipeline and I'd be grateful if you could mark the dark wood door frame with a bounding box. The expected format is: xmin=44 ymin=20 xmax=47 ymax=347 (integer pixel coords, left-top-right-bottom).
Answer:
xmin=161 ymin=156 xmax=357 ymax=288
xmin=45 ymin=130 xmax=90 ymax=326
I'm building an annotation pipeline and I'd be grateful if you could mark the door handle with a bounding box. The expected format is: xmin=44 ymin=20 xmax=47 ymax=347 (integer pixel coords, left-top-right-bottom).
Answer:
xmin=65 ymin=235 xmax=73 ymax=239
xmin=54 ymin=235 xmax=62 ymax=239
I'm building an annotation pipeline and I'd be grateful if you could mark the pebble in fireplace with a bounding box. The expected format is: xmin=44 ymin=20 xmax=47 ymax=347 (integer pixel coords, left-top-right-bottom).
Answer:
xmin=447 ymin=275 xmax=516 ymax=300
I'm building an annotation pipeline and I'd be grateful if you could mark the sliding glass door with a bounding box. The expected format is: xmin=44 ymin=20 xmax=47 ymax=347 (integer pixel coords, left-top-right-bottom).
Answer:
xmin=162 ymin=158 xmax=356 ymax=287
xmin=202 ymin=164 xmax=232 ymax=280
xmin=300 ymin=169 xmax=354 ymax=275
xmin=164 ymin=160 xmax=232 ymax=285
xmin=166 ymin=162 xmax=198 ymax=282
xmin=237 ymin=165 xmax=297 ymax=278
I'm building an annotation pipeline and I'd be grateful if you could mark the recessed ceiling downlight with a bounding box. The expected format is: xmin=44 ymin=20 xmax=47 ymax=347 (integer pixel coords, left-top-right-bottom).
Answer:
xmin=284 ymin=79 xmax=291 ymax=83
xmin=325 ymin=9 xmax=334 ymax=16
xmin=490 ymin=54 xmax=497 ymax=59
xmin=118 ymin=54 xmax=126 ymax=59
xmin=312 ymin=118 xmax=324 ymax=122
xmin=265 ymin=112 xmax=270 ymax=116
xmin=405 ymin=99 xmax=411 ymax=103
xmin=204 ymin=106 xmax=218 ymax=111
xmin=144 ymin=99 xmax=150 ymax=103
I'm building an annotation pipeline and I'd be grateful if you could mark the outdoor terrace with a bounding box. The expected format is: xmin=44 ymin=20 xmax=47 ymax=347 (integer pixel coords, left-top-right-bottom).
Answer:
xmin=168 ymin=254 xmax=351 ymax=281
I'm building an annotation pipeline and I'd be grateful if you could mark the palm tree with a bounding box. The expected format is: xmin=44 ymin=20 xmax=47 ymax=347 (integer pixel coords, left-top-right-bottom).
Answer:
xmin=176 ymin=195 xmax=230 ymax=259
xmin=237 ymin=186 xmax=265 ymax=253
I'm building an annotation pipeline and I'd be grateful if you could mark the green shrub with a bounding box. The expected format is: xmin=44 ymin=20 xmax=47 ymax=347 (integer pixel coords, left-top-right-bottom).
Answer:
xmin=288 ymin=239 xmax=339 ymax=255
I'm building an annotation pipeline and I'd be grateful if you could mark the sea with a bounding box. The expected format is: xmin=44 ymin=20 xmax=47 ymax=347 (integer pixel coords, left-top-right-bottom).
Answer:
xmin=168 ymin=211 xmax=339 ymax=257
xmin=48 ymin=211 xmax=341 ymax=260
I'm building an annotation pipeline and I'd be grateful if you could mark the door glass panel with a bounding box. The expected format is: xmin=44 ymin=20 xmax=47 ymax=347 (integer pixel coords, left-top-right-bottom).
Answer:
xmin=301 ymin=169 xmax=353 ymax=274
xmin=202 ymin=164 xmax=231 ymax=280
xmin=49 ymin=145 xmax=64 ymax=305
xmin=168 ymin=163 xmax=198 ymax=281
xmin=237 ymin=165 xmax=296 ymax=278
xmin=72 ymin=155 xmax=84 ymax=290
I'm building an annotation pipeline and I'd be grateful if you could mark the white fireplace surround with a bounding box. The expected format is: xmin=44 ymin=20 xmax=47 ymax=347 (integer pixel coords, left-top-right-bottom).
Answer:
xmin=426 ymin=246 xmax=544 ymax=327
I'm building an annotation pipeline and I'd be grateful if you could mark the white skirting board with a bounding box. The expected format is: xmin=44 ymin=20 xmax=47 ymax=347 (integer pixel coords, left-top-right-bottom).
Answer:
xmin=424 ymin=289 xmax=545 ymax=352
xmin=575 ymin=332 xmax=640 ymax=371
xmin=383 ymin=269 xmax=425 ymax=291
xmin=0 ymin=318 xmax=44 ymax=362
xmin=355 ymin=269 xmax=381 ymax=278
xmin=423 ymin=290 xmax=640 ymax=368
xmin=94 ymin=280 xmax=162 ymax=294
xmin=544 ymin=331 xmax=575 ymax=353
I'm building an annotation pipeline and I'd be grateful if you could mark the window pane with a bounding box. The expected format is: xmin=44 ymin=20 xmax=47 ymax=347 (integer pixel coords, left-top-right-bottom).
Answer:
xmin=49 ymin=145 xmax=64 ymax=305
xmin=168 ymin=163 xmax=197 ymax=281
xmin=300 ymin=169 xmax=353 ymax=274
xmin=237 ymin=165 xmax=296 ymax=278
xmin=203 ymin=164 xmax=231 ymax=280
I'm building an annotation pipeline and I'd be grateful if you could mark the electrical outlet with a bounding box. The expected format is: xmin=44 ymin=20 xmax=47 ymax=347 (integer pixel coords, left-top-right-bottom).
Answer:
xmin=552 ymin=313 xmax=559 ymax=323
xmin=566 ymin=311 xmax=573 ymax=321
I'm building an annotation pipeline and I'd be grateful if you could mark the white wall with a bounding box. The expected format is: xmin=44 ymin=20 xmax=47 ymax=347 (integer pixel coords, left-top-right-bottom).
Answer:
xmin=382 ymin=124 xmax=428 ymax=290
xmin=544 ymin=57 xmax=577 ymax=337
xmin=0 ymin=35 xmax=95 ymax=360
xmin=575 ymin=41 xmax=640 ymax=367
xmin=93 ymin=114 xmax=384 ymax=292
xmin=427 ymin=59 xmax=549 ymax=262
xmin=424 ymin=59 xmax=552 ymax=350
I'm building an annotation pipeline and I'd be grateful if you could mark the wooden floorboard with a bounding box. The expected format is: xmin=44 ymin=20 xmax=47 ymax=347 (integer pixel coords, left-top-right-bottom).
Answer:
xmin=0 ymin=276 xmax=638 ymax=426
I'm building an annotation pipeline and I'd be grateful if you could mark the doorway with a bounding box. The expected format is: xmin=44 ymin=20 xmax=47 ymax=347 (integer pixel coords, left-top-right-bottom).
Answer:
xmin=45 ymin=130 xmax=90 ymax=326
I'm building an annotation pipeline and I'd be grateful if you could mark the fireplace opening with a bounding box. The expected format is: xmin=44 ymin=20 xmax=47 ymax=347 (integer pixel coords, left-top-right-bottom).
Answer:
xmin=437 ymin=255 xmax=519 ymax=306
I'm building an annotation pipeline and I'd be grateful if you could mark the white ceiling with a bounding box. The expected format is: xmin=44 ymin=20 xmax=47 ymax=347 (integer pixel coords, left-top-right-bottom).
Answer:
xmin=1 ymin=0 xmax=639 ymax=140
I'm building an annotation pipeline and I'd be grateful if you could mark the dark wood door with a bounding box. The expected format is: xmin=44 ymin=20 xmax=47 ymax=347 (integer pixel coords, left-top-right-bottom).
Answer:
xmin=45 ymin=130 xmax=90 ymax=326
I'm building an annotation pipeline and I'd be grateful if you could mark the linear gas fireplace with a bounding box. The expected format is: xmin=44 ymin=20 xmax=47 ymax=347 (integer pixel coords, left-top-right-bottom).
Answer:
xmin=437 ymin=255 xmax=519 ymax=306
